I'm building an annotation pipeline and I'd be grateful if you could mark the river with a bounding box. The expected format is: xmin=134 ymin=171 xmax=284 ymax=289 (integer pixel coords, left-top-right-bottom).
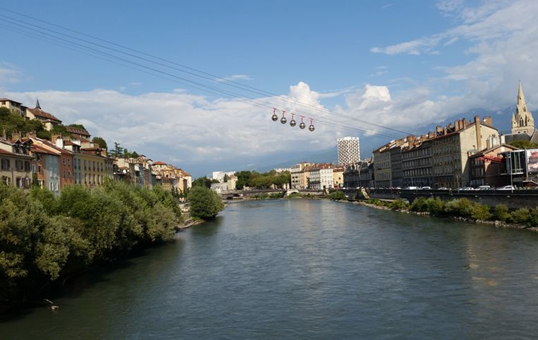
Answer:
xmin=2 ymin=199 xmax=538 ymax=339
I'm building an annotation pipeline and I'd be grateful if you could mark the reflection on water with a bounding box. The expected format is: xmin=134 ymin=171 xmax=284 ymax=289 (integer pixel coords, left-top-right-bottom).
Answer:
xmin=2 ymin=199 xmax=538 ymax=339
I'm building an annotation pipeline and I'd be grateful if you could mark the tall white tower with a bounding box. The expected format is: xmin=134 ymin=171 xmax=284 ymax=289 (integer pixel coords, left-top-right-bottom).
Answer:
xmin=337 ymin=137 xmax=360 ymax=165
xmin=511 ymin=82 xmax=535 ymax=136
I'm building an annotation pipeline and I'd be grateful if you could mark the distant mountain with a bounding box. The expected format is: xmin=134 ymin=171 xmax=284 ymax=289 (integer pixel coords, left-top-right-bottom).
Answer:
xmin=185 ymin=106 xmax=519 ymax=178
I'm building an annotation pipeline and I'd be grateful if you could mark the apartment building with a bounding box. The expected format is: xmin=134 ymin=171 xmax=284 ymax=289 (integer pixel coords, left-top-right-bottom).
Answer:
xmin=290 ymin=162 xmax=311 ymax=189
xmin=0 ymin=138 xmax=33 ymax=188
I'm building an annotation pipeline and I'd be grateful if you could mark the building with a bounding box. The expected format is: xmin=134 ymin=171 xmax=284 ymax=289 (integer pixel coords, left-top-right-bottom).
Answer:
xmin=0 ymin=138 xmax=33 ymax=188
xmin=30 ymin=139 xmax=61 ymax=194
xmin=469 ymin=144 xmax=518 ymax=187
xmin=389 ymin=142 xmax=404 ymax=188
xmin=504 ymin=82 xmax=538 ymax=145
xmin=290 ymin=162 xmax=311 ymax=189
xmin=0 ymin=98 xmax=26 ymax=117
xmin=25 ymin=101 xmax=62 ymax=131
xmin=212 ymin=171 xmax=236 ymax=182
xmin=306 ymin=163 xmax=334 ymax=189
xmin=430 ymin=116 xmax=499 ymax=188
xmin=337 ymin=137 xmax=360 ymax=166
xmin=402 ymin=135 xmax=433 ymax=188
xmin=373 ymin=145 xmax=392 ymax=188
xmin=65 ymin=125 xmax=91 ymax=140
xmin=332 ymin=166 xmax=344 ymax=188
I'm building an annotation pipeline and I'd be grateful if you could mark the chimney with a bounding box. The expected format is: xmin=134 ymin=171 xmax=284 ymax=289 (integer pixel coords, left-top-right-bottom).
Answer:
xmin=483 ymin=116 xmax=492 ymax=126
xmin=474 ymin=116 xmax=482 ymax=150
xmin=436 ymin=125 xmax=443 ymax=135
xmin=55 ymin=136 xmax=64 ymax=149
xmin=428 ymin=131 xmax=435 ymax=139
xmin=407 ymin=135 xmax=415 ymax=145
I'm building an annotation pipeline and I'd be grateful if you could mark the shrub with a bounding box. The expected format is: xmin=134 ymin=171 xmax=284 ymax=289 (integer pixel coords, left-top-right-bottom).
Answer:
xmin=329 ymin=191 xmax=346 ymax=200
xmin=511 ymin=208 xmax=531 ymax=225
xmin=410 ymin=197 xmax=428 ymax=212
xmin=426 ymin=197 xmax=445 ymax=216
xmin=471 ymin=203 xmax=492 ymax=221
xmin=389 ymin=199 xmax=409 ymax=211
xmin=493 ymin=204 xmax=511 ymax=222
xmin=528 ymin=208 xmax=538 ymax=227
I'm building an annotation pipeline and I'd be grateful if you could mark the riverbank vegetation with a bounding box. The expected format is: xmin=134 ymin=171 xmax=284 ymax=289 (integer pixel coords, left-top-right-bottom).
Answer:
xmin=0 ymin=182 xmax=182 ymax=312
xmin=365 ymin=197 xmax=538 ymax=228
xmin=187 ymin=186 xmax=224 ymax=219
xmin=235 ymin=170 xmax=291 ymax=190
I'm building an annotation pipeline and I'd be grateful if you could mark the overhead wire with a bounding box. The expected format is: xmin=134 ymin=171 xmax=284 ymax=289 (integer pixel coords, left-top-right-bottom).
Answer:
xmin=0 ymin=13 xmax=403 ymax=141
xmin=0 ymin=6 xmax=413 ymax=138
xmin=0 ymin=6 xmax=491 ymax=159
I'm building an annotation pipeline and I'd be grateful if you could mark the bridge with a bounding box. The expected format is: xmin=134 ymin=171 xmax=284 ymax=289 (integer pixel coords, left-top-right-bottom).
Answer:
xmin=220 ymin=189 xmax=325 ymax=200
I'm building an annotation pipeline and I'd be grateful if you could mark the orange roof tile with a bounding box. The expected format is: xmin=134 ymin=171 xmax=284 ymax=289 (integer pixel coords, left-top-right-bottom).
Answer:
xmin=27 ymin=107 xmax=62 ymax=123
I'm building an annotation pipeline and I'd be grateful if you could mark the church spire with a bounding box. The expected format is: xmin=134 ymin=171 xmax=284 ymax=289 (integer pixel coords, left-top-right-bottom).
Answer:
xmin=517 ymin=81 xmax=526 ymax=109
xmin=511 ymin=81 xmax=535 ymax=136
xmin=36 ymin=98 xmax=41 ymax=110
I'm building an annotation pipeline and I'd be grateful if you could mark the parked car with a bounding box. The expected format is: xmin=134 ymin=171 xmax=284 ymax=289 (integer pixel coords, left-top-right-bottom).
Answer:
xmin=478 ymin=185 xmax=491 ymax=190
xmin=437 ymin=187 xmax=449 ymax=190
xmin=420 ymin=186 xmax=432 ymax=190
xmin=404 ymin=186 xmax=418 ymax=190
xmin=458 ymin=187 xmax=474 ymax=191
xmin=497 ymin=185 xmax=516 ymax=190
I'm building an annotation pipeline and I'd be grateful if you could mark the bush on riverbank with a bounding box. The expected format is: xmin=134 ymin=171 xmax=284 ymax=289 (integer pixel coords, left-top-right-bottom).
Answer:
xmin=0 ymin=182 xmax=181 ymax=311
xmin=366 ymin=197 xmax=538 ymax=228
xmin=329 ymin=191 xmax=346 ymax=200
xmin=187 ymin=186 xmax=224 ymax=219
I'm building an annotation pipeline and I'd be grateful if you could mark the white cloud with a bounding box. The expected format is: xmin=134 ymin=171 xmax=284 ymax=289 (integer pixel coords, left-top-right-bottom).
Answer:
xmin=3 ymin=82 xmax=341 ymax=168
xmin=361 ymin=0 xmax=538 ymax=136
xmin=0 ymin=63 xmax=23 ymax=85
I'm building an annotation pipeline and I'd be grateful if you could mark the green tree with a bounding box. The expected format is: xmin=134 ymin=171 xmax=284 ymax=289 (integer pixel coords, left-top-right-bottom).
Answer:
xmin=92 ymin=136 xmax=108 ymax=149
xmin=509 ymin=140 xmax=538 ymax=149
xmin=329 ymin=190 xmax=346 ymax=200
xmin=187 ymin=186 xmax=224 ymax=219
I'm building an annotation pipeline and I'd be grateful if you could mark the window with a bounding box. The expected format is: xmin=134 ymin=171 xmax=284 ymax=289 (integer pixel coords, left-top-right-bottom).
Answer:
xmin=63 ymin=170 xmax=66 ymax=179
xmin=15 ymin=160 xmax=23 ymax=171
xmin=24 ymin=161 xmax=30 ymax=172
xmin=1 ymin=158 xmax=9 ymax=171
xmin=16 ymin=177 xmax=22 ymax=188
xmin=84 ymin=160 xmax=87 ymax=170
xmin=68 ymin=158 xmax=71 ymax=167
xmin=38 ymin=165 xmax=42 ymax=173
xmin=63 ymin=158 xmax=66 ymax=166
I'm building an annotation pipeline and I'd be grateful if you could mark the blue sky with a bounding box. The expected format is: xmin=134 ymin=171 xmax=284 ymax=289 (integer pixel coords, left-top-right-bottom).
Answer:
xmin=0 ymin=0 xmax=537 ymax=176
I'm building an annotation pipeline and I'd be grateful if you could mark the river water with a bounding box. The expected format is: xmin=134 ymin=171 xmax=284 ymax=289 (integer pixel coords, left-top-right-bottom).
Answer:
xmin=2 ymin=199 xmax=538 ymax=339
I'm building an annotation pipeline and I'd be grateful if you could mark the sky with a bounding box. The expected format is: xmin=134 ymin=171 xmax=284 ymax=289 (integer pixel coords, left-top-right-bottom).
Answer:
xmin=0 ymin=0 xmax=537 ymax=177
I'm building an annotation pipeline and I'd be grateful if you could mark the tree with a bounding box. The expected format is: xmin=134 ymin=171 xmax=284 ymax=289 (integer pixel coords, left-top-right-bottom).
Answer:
xmin=193 ymin=176 xmax=218 ymax=188
xmin=92 ymin=137 xmax=108 ymax=149
xmin=509 ymin=140 xmax=538 ymax=149
xmin=187 ymin=186 xmax=224 ymax=219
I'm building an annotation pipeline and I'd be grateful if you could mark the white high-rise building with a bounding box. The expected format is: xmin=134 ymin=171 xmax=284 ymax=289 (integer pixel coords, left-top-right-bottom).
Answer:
xmin=337 ymin=137 xmax=360 ymax=165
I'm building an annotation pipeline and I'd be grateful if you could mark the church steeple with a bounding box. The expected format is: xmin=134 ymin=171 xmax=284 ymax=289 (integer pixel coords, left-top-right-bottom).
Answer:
xmin=511 ymin=82 xmax=535 ymax=136
xmin=36 ymin=98 xmax=41 ymax=110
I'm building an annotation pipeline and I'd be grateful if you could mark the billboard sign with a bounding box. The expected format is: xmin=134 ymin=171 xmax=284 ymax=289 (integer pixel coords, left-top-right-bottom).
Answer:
xmin=527 ymin=149 xmax=538 ymax=173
